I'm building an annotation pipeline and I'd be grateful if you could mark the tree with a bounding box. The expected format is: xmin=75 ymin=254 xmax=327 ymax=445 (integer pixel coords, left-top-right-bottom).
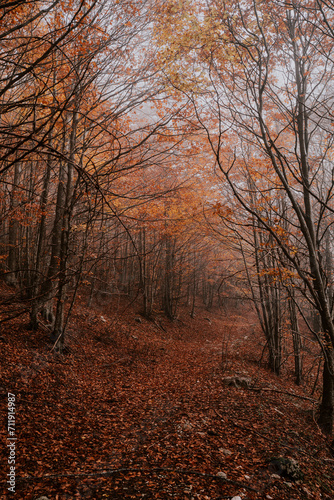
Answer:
xmin=155 ymin=0 xmax=334 ymax=434
xmin=0 ymin=0 xmax=200 ymax=348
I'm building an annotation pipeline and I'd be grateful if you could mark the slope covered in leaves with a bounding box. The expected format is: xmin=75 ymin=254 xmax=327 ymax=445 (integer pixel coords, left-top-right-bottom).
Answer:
xmin=0 ymin=283 xmax=333 ymax=500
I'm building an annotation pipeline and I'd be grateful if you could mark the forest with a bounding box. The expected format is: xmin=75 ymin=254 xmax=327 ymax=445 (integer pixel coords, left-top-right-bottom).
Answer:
xmin=1 ymin=0 xmax=334 ymax=498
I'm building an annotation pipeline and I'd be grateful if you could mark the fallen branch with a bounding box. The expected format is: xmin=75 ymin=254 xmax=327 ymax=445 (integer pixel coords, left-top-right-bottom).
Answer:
xmin=12 ymin=466 xmax=257 ymax=491
xmin=154 ymin=319 xmax=167 ymax=332
xmin=250 ymin=387 xmax=318 ymax=403
xmin=0 ymin=308 xmax=29 ymax=324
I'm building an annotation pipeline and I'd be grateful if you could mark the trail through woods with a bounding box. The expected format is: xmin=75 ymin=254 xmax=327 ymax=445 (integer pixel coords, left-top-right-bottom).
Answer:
xmin=0 ymin=285 xmax=334 ymax=499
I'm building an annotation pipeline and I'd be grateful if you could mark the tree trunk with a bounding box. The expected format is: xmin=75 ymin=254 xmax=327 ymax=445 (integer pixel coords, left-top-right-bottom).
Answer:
xmin=288 ymin=294 xmax=302 ymax=385
xmin=6 ymin=163 xmax=21 ymax=286
xmin=318 ymin=349 xmax=334 ymax=436
xmin=29 ymin=159 xmax=52 ymax=330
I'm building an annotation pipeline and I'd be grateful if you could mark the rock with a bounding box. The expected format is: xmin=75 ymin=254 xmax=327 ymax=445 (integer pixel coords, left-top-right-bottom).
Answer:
xmin=269 ymin=456 xmax=304 ymax=481
xmin=302 ymin=486 xmax=313 ymax=497
xmin=35 ymin=497 xmax=51 ymax=500
xmin=219 ymin=448 xmax=232 ymax=456
xmin=231 ymin=497 xmax=242 ymax=500
xmin=216 ymin=471 xmax=227 ymax=479
xmin=181 ymin=420 xmax=193 ymax=431
xmin=222 ymin=376 xmax=252 ymax=389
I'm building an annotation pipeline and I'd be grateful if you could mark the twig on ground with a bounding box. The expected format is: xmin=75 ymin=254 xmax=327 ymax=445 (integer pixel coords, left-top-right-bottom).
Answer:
xmin=13 ymin=466 xmax=258 ymax=491
xmin=250 ymin=387 xmax=318 ymax=403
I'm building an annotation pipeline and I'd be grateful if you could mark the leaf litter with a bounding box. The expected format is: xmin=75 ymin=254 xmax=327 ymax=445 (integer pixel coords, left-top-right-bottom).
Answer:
xmin=0 ymin=290 xmax=333 ymax=499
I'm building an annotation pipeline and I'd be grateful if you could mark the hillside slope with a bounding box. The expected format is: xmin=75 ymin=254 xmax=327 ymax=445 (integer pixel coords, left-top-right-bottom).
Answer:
xmin=0 ymin=288 xmax=333 ymax=500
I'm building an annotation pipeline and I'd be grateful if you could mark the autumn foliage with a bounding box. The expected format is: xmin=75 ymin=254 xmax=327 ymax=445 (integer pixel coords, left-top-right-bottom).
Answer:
xmin=1 ymin=0 xmax=334 ymax=498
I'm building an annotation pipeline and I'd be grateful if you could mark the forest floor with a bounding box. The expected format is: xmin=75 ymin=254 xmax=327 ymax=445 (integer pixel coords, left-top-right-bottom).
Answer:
xmin=0 ymin=283 xmax=334 ymax=500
